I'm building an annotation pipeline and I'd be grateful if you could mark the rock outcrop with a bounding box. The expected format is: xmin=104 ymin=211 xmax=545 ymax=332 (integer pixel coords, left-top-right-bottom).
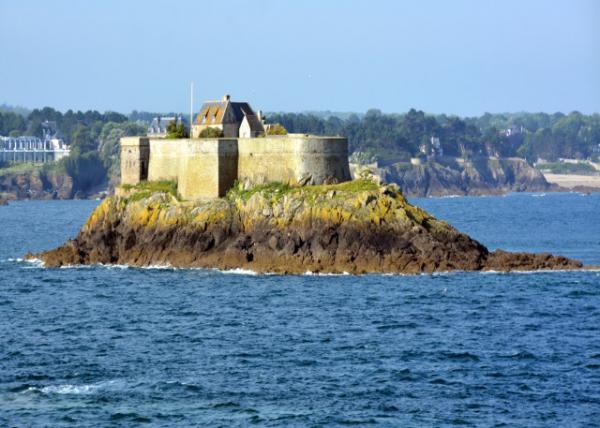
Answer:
xmin=0 ymin=168 xmax=74 ymax=200
xmin=378 ymin=157 xmax=553 ymax=197
xmin=34 ymin=180 xmax=585 ymax=274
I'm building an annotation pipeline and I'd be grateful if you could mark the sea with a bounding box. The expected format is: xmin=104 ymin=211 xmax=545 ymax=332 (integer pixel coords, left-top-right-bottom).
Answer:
xmin=1 ymin=192 xmax=599 ymax=427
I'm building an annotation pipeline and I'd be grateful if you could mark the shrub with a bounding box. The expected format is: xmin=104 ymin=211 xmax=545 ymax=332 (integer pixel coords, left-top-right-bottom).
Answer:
xmin=198 ymin=127 xmax=224 ymax=138
xmin=166 ymin=120 xmax=188 ymax=139
xmin=266 ymin=123 xmax=288 ymax=136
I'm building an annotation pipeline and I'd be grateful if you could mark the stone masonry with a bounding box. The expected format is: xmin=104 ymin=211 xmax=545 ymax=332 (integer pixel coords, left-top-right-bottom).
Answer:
xmin=120 ymin=135 xmax=351 ymax=200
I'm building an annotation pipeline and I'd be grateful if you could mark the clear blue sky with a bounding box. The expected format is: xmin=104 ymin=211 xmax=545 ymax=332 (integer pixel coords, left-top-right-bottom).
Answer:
xmin=1 ymin=0 xmax=599 ymax=116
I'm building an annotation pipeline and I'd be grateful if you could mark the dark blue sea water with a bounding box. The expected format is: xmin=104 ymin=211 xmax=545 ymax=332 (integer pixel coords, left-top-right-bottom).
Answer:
xmin=1 ymin=192 xmax=599 ymax=427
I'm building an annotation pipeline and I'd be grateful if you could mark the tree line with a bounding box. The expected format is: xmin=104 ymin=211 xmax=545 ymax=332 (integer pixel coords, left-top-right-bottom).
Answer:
xmin=0 ymin=107 xmax=145 ymax=192
xmin=2 ymin=106 xmax=599 ymax=193
xmin=268 ymin=110 xmax=600 ymax=163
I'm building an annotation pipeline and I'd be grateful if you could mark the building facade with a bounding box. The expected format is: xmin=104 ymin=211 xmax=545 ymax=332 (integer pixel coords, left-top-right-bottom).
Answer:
xmin=191 ymin=95 xmax=265 ymax=138
xmin=0 ymin=120 xmax=70 ymax=164
xmin=147 ymin=116 xmax=186 ymax=137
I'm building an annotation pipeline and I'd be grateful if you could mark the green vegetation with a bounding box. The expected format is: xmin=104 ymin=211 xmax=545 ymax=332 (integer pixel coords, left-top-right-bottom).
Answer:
xmin=198 ymin=127 xmax=224 ymax=138
xmin=228 ymin=181 xmax=294 ymax=201
xmin=0 ymin=160 xmax=66 ymax=175
xmin=227 ymin=179 xmax=379 ymax=201
xmin=98 ymin=122 xmax=146 ymax=179
xmin=269 ymin=110 xmax=600 ymax=163
xmin=536 ymin=162 xmax=598 ymax=175
xmin=165 ymin=120 xmax=188 ymax=139
xmin=0 ymin=107 xmax=145 ymax=194
xmin=121 ymin=180 xmax=180 ymax=201
xmin=265 ymin=123 xmax=288 ymax=136
xmin=4 ymin=103 xmax=600 ymax=198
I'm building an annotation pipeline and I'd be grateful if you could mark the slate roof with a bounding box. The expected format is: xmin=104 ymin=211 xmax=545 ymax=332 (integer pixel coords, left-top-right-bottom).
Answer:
xmin=148 ymin=116 xmax=183 ymax=135
xmin=242 ymin=113 xmax=263 ymax=132
xmin=194 ymin=98 xmax=258 ymax=126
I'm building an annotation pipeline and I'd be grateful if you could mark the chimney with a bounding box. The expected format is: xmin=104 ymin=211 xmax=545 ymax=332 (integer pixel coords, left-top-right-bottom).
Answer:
xmin=222 ymin=94 xmax=230 ymax=102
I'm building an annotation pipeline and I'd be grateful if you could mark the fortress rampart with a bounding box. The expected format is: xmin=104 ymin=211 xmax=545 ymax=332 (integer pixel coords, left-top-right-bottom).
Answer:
xmin=121 ymin=135 xmax=351 ymax=200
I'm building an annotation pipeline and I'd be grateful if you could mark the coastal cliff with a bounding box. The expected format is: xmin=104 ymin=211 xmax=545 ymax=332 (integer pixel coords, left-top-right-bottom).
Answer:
xmin=0 ymin=167 xmax=74 ymax=200
xmin=35 ymin=180 xmax=583 ymax=274
xmin=377 ymin=157 xmax=552 ymax=197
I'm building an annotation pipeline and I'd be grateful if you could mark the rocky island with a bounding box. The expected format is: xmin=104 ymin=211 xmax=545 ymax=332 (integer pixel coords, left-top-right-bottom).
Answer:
xmin=35 ymin=179 xmax=584 ymax=274
xmin=32 ymin=95 xmax=588 ymax=274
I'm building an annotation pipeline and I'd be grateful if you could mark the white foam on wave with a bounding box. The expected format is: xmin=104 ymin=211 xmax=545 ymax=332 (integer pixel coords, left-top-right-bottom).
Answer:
xmin=141 ymin=264 xmax=174 ymax=269
xmin=3 ymin=257 xmax=45 ymax=268
xmin=25 ymin=380 xmax=118 ymax=395
xmin=57 ymin=263 xmax=172 ymax=270
xmin=215 ymin=267 xmax=260 ymax=276
xmin=9 ymin=257 xmax=599 ymax=277
xmin=303 ymin=270 xmax=350 ymax=276
xmin=481 ymin=268 xmax=600 ymax=275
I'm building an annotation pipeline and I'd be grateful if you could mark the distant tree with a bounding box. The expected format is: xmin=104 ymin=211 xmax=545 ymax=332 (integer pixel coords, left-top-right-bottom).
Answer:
xmin=98 ymin=121 xmax=146 ymax=177
xmin=62 ymin=151 xmax=106 ymax=191
xmin=198 ymin=127 xmax=223 ymax=138
xmin=25 ymin=118 xmax=44 ymax=138
xmin=70 ymin=124 xmax=96 ymax=155
xmin=266 ymin=123 xmax=288 ymax=135
xmin=0 ymin=111 xmax=26 ymax=136
xmin=166 ymin=120 xmax=189 ymax=138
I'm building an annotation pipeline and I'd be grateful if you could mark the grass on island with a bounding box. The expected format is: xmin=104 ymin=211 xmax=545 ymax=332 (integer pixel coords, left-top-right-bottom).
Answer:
xmin=119 ymin=178 xmax=381 ymax=204
xmin=227 ymin=179 xmax=380 ymax=201
xmin=121 ymin=180 xmax=180 ymax=202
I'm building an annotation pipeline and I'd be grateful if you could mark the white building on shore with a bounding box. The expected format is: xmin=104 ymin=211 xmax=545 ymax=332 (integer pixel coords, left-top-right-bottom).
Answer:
xmin=0 ymin=121 xmax=70 ymax=164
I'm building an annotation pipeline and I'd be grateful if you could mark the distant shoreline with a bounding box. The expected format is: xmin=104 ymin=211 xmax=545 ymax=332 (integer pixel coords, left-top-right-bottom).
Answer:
xmin=543 ymin=173 xmax=600 ymax=191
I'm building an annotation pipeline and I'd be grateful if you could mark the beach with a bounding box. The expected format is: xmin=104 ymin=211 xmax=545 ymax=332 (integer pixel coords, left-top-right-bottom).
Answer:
xmin=543 ymin=173 xmax=600 ymax=190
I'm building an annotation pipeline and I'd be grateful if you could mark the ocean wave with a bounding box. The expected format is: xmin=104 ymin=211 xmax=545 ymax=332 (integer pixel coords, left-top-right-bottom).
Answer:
xmin=3 ymin=257 xmax=45 ymax=268
xmin=7 ymin=257 xmax=599 ymax=277
xmin=303 ymin=271 xmax=350 ymax=276
xmin=482 ymin=268 xmax=600 ymax=275
xmin=25 ymin=380 xmax=118 ymax=395
xmin=58 ymin=263 xmax=172 ymax=270
xmin=214 ymin=268 xmax=260 ymax=275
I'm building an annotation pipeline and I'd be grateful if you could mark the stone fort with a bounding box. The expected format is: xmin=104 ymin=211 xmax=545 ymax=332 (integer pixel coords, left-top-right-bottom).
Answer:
xmin=121 ymin=95 xmax=351 ymax=199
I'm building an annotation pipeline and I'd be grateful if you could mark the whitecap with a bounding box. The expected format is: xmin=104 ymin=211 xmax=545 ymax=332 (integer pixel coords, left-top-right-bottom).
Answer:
xmin=25 ymin=380 xmax=118 ymax=395
xmin=7 ymin=257 xmax=45 ymax=268
xmin=481 ymin=268 xmax=600 ymax=275
xmin=215 ymin=268 xmax=259 ymax=276
xmin=140 ymin=264 xmax=173 ymax=270
xmin=303 ymin=271 xmax=350 ymax=276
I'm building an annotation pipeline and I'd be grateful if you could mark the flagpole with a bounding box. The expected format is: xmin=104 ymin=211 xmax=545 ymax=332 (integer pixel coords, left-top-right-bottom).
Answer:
xmin=190 ymin=82 xmax=194 ymax=137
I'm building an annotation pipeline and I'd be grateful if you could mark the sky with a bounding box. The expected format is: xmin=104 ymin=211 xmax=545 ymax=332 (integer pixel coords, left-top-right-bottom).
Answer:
xmin=1 ymin=0 xmax=599 ymax=116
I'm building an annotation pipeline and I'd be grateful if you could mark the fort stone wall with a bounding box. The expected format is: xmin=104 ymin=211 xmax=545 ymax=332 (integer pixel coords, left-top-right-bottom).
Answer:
xmin=120 ymin=134 xmax=351 ymax=200
xmin=293 ymin=136 xmax=352 ymax=184
xmin=178 ymin=139 xmax=238 ymax=199
xmin=237 ymin=135 xmax=351 ymax=186
xmin=121 ymin=137 xmax=149 ymax=185
xmin=147 ymin=139 xmax=184 ymax=182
